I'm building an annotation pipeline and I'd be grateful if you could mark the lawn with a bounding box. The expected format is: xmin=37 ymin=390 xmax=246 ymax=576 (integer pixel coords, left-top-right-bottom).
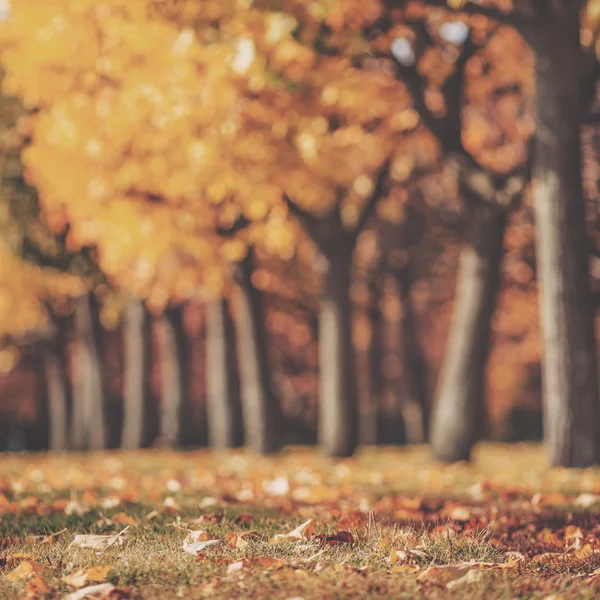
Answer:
xmin=0 ymin=444 xmax=600 ymax=598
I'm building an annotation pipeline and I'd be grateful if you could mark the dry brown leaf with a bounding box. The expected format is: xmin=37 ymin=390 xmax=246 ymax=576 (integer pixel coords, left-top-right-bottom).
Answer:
xmin=225 ymin=531 xmax=260 ymax=549
xmin=227 ymin=557 xmax=285 ymax=573
xmin=272 ymin=519 xmax=314 ymax=543
xmin=25 ymin=575 xmax=50 ymax=596
xmin=187 ymin=530 xmax=212 ymax=543
xmin=112 ymin=512 xmax=138 ymax=527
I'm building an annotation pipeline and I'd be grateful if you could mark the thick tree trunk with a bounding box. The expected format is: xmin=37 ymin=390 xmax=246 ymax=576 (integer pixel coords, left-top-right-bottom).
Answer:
xmin=319 ymin=248 xmax=359 ymax=457
xmin=71 ymin=293 xmax=106 ymax=450
xmin=234 ymin=252 xmax=280 ymax=454
xmin=42 ymin=316 xmax=71 ymax=451
xmin=396 ymin=265 xmax=429 ymax=444
xmin=529 ymin=13 xmax=600 ymax=467
xmin=205 ymin=298 xmax=244 ymax=449
xmin=121 ymin=300 xmax=150 ymax=450
xmin=157 ymin=307 xmax=188 ymax=447
xmin=430 ymin=206 xmax=507 ymax=462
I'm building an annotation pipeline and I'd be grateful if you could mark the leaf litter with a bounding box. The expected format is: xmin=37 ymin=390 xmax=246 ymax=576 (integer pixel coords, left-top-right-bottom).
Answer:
xmin=0 ymin=446 xmax=600 ymax=598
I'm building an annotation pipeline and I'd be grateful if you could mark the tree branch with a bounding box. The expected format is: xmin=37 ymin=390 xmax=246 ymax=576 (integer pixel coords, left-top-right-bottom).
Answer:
xmin=353 ymin=159 xmax=392 ymax=238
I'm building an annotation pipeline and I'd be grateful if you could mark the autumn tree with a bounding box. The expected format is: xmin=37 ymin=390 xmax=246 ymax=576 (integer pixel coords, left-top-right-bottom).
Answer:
xmin=390 ymin=0 xmax=600 ymax=468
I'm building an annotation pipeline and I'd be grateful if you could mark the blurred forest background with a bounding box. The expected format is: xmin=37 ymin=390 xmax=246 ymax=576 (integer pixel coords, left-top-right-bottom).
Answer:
xmin=0 ymin=0 xmax=598 ymax=464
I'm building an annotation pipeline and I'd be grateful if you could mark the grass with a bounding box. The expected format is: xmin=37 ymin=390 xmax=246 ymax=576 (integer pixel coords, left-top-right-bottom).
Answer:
xmin=0 ymin=444 xmax=599 ymax=598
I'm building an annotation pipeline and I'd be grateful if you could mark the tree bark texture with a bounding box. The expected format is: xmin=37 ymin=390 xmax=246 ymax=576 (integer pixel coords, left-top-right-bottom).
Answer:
xmin=72 ymin=293 xmax=106 ymax=450
xmin=528 ymin=10 xmax=600 ymax=467
xmin=234 ymin=251 xmax=280 ymax=454
xmin=205 ymin=298 xmax=244 ymax=449
xmin=121 ymin=300 xmax=150 ymax=450
xmin=430 ymin=206 xmax=507 ymax=462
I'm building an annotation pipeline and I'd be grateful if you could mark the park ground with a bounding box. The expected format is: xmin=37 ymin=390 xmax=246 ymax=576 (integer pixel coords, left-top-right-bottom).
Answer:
xmin=0 ymin=445 xmax=600 ymax=598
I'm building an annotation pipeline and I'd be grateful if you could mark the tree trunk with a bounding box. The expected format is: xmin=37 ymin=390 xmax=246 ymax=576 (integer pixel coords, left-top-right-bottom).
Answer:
xmin=430 ymin=206 xmax=507 ymax=462
xmin=121 ymin=300 xmax=150 ymax=449
xmin=234 ymin=251 xmax=280 ymax=454
xmin=528 ymin=12 xmax=600 ymax=467
xmin=205 ymin=298 xmax=244 ymax=449
xmin=71 ymin=293 xmax=106 ymax=450
xmin=318 ymin=248 xmax=359 ymax=457
xmin=396 ymin=265 xmax=429 ymax=444
xmin=42 ymin=316 xmax=71 ymax=451
xmin=157 ymin=307 xmax=187 ymax=447
xmin=361 ymin=286 xmax=381 ymax=445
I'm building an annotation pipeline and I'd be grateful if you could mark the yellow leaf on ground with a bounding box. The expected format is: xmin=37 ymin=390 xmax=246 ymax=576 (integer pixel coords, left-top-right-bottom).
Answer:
xmin=6 ymin=560 xmax=35 ymax=582
xmin=63 ymin=565 xmax=112 ymax=588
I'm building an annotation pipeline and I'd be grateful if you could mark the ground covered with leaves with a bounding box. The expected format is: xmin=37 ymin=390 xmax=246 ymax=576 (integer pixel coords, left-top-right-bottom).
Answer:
xmin=1 ymin=445 xmax=600 ymax=598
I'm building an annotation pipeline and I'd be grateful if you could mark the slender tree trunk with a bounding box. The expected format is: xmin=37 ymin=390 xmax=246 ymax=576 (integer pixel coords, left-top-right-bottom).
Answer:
xmin=157 ymin=307 xmax=187 ymax=447
xmin=71 ymin=293 xmax=106 ymax=450
xmin=318 ymin=248 xmax=359 ymax=457
xmin=205 ymin=298 xmax=244 ymax=449
xmin=529 ymin=13 xmax=600 ymax=467
xmin=430 ymin=205 xmax=507 ymax=462
xmin=42 ymin=316 xmax=71 ymax=451
xmin=396 ymin=265 xmax=429 ymax=444
xmin=361 ymin=285 xmax=381 ymax=445
xmin=121 ymin=300 xmax=150 ymax=449
xmin=234 ymin=251 xmax=280 ymax=454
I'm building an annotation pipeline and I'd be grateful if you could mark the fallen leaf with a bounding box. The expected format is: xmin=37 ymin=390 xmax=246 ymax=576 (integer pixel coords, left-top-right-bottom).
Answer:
xmin=272 ymin=519 xmax=314 ymax=543
xmin=69 ymin=532 xmax=126 ymax=551
xmin=314 ymin=531 xmax=354 ymax=546
xmin=391 ymin=564 xmax=419 ymax=573
xmin=162 ymin=497 xmax=180 ymax=514
xmin=182 ymin=539 xmax=222 ymax=554
xmin=6 ymin=560 xmax=35 ymax=582
xmin=235 ymin=513 xmax=254 ymax=526
xmin=112 ymin=512 xmax=138 ymax=527
xmin=187 ymin=530 xmax=212 ymax=543
xmin=417 ymin=562 xmax=501 ymax=587
xmin=64 ymin=583 xmax=115 ymax=600
xmin=225 ymin=531 xmax=260 ymax=549
xmin=389 ymin=549 xmax=409 ymax=565
xmin=227 ymin=557 xmax=285 ymax=573
xmin=25 ymin=575 xmax=50 ymax=596
xmin=63 ymin=566 xmax=112 ymax=588
xmin=446 ymin=568 xmax=486 ymax=588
